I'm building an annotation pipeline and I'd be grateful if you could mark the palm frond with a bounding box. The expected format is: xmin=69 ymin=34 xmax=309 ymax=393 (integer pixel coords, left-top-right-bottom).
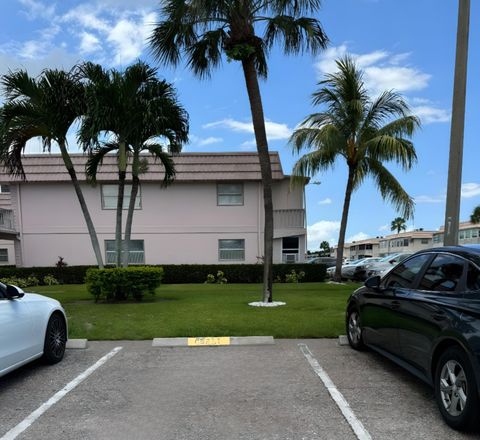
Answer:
xmin=365 ymin=157 xmax=415 ymax=219
xmin=290 ymin=148 xmax=337 ymax=187
xmin=85 ymin=144 xmax=119 ymax=183
xmin=146 ymin=144 xmax=176 ymax=187
xmin=185 ymin=29 xmax=227 ymax=78
xmin=364 ymin=135 xmax=417 ymax=171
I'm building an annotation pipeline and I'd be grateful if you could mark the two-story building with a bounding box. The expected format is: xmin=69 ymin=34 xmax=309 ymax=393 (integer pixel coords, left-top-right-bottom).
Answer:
xmin=0 ymin=152 xmax=307 ymax=267
xmin=433 ymin=221 xmax=480 ymax=246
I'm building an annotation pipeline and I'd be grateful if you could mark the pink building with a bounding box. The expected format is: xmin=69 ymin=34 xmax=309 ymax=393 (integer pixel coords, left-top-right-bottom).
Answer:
xmin=0 ymin=152 xmax=307 ymax=267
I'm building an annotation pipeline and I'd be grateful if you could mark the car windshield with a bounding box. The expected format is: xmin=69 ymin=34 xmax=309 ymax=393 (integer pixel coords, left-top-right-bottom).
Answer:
xmin=378 ymin=253 xmax=401 ymax=263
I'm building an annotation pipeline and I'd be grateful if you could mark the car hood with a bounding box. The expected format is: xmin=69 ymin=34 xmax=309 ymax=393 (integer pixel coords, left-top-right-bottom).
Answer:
xmin=22 ymin=292 xmax=62 ymax=307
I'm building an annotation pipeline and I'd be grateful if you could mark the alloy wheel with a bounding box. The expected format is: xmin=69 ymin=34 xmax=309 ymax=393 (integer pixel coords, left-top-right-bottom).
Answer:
xmin=440 ymin=360 xmax=468 ymax=417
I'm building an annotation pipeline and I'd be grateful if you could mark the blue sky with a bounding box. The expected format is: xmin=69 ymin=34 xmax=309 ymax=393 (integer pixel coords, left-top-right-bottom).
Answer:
xmin=0 ymin=0 xmax=479 ymax=249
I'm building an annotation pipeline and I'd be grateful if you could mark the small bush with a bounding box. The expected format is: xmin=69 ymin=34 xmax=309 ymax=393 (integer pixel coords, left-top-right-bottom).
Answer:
xmin=1 ymin=275 xmax=40 ymax=288
xmin=205 ymin=270 xmax=228 ymax=284
xmin=285 ymin=270 xmax=305 ymax=283
xmin=56 ymin=256 xmax=68 ymax=267
xmin=85 ymin=266 xmax=164 ymax=302
xmin=43 ymin=275 xmax=59 ymax=286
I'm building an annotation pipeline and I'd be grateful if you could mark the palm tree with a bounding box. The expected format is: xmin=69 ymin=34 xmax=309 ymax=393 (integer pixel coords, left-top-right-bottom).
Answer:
xmin=0 ymin=69 xmax=105 ymax=268
xmin=85 ymin=79 xmax=189 ymax=267
xmin=471 ymin=206 xmax=480 ymax=224
xmin=78 ymin=62 xmax=183 ymax=267
xmin=391 ymin=217 xmax=407 ymax=234
xmin=290 ymin=57 xmax=419 ymax=282
xmin=149 ymin=0 xmax=328 ymax=302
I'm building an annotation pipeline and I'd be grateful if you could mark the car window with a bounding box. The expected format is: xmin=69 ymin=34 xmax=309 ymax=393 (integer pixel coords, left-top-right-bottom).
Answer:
xmin=384 ymin=254 xmax=430 ymax=289
xmin=418 ymin=254 xmax=465 ymax=292
xmin=466 ymin=264 xmax=480 ymax=291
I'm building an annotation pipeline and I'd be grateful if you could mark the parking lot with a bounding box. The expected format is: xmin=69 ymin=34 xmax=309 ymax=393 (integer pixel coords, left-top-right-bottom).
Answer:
xmin=0 ymin=339 xmax=478 ymax=440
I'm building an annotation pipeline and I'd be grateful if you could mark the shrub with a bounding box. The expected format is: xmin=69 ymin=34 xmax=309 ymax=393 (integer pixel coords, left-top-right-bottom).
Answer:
xmin=85 ymin=266 xmax=164 ymax=302
xmin=43 ymin=275 xmax=59 ymax=286
xmin=205 ymin=270 xmax=228 ymax=284
xmin=284 ymin=270 xmax=305 ymax=283
xmin=0 ymin=275 xmax=39 ymax=288
xmin=56 ymin=256 xmax=68 ymax=267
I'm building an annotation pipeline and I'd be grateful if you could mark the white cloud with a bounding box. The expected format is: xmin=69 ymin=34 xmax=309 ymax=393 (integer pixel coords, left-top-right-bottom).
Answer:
xmin=414 ymin=195 xmax=445 ymax=203
xmin=379 ymin=224 xmax=389 ymax=232
xmin=347 ymin=232 xmax=370 ymax=243
xmin=461 ymin=183 xmax=480 ymax=199
xmin=318 ymin=198 xmax=332 ymax=205
xmin=79 ymin=32 xmax=102 ymax=54
xmin=203 ymin=118 xmax=292 ymax=141
xmin=410 ymin=104 xmax=450 ymax=124
xmin=307 ymin=220 xmax=340 ymax=249
xmin=189 ymin=135 xmax=223 ymax=147
xmin=19 ymin=0 xmax=56 ymax=20
xmin=315 ymin=44 xmax=431 ymax=96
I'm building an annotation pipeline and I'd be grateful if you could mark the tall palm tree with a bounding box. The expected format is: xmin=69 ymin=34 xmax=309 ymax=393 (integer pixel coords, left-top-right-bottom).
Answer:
xmin=290 ymin=57 xmax=420 ymax=282
xmin=86 ymin=79 xmax=189 ymax=267
xmin=471 ymin=206 xmax=480 ymax=224
xmin=391 ymin=217 xmax=407 ymax=234
xmin=0 ymin=69 xmax=105 ymax=268
xmin=149 ymin=0 xmax=328 ymax=302
xmin=78 ymin=62 xmax=182 ymax=267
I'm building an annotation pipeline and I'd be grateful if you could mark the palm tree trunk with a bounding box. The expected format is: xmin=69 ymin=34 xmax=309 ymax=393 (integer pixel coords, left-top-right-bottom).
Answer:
xmin=123 ymin=153 xmax=140 ymax=268
xmin=242 ymin=57 xmax=274 ymax=303
xmin=116 ymin=141 xmax=127 ymax=267
xmin=334 ymin=166 xmax=355 ymax=282
xmin=58 ymin=141 xmax=104 ymax=268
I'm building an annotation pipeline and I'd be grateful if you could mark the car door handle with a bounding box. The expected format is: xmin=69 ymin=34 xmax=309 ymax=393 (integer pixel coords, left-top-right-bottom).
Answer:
xmin=391 ymin=301 xmax=401 ymax=310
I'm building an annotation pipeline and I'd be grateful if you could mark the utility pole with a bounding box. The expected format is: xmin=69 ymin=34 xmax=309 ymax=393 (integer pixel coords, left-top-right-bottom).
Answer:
xmin=443 ymin=0 xmax=470 ymax=246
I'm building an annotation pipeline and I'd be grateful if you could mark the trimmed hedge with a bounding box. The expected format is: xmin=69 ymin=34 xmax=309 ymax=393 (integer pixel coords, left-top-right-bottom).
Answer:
xmin=86 ymin=266 xmax=164 ymax=302
xmin=0 ymin=263 xmax=326 ymax=285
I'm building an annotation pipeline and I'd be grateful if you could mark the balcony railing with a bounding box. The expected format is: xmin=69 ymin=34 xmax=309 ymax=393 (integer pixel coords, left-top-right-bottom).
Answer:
xmin=0 ymin=209 xmax=15 ymax=231
xmin=274 ymin=209 xmax=305 ymax=229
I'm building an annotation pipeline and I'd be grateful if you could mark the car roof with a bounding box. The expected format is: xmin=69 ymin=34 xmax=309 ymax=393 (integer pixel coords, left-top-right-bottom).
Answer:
xmin=415 ymin=245 xmax=480 ymax=264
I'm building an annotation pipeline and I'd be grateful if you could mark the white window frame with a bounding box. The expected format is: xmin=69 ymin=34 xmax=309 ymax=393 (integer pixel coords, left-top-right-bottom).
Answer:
xmin=0 ymin=248 xmax=8 ymax=262
xmin=105 ymin=240 xmax=145 ymax=265
xmin=101 ymin=184 xmax=142 ymax=210
xmin=217 ymin=183 xmax=244 ymax=206
xmin=218 ymin=239 xmax=245 ymax=261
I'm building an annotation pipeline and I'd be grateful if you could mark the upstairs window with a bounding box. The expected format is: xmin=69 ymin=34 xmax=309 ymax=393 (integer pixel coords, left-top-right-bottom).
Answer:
xmin=0 ymin=248 xmax=8 ymax=262
xmin=105 ymin=240 xmax=144 ymax=265
xmin=102 ymin=185 xmax=141 ymax=210
xmin=217 ymin=183 xmax=243 ymax=206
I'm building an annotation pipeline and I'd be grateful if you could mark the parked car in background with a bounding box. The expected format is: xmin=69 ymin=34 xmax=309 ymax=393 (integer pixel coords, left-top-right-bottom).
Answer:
xmin=363 ymin=252 xmax=413 ymax=278
xmin=342 ymin=257 xmax=382 ymax=280
xmin=0 ymin=283 xmax=67 ymax=378
xmin=346 ymin=245 xmax=480 ymax=430
xmin=307 ymin=256 xmax=337 ymax=266
xmin=326 ymin=258 xmax=381 ymax=280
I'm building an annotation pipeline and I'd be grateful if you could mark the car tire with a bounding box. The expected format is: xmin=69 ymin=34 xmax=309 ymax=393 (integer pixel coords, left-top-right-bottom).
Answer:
xmin=42 ymin=313 xmax=67 ymax=364
xmin=434 ymin=346 xmax=479 ymax=431
xmin=346 ymin=307 xmax=365 ymax=350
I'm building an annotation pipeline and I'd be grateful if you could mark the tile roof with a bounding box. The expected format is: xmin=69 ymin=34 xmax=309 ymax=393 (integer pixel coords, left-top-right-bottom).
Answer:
xmin=0 ymin=152 xmax=285 ymax=183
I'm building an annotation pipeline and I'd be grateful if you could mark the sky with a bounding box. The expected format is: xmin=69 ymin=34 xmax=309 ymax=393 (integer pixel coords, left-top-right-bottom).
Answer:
xmin=0 ymin=0 xmax=479 ymax=250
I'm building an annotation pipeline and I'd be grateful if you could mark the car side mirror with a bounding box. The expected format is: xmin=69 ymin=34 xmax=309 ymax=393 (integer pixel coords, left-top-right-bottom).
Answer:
xmin=365 ymin=276 xmax=381 ymax=290
xmin=5 ymin=284 xmax=25 ymax=299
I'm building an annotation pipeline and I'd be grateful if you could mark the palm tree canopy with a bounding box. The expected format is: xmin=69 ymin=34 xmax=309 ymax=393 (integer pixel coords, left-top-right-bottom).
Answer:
xmin=77 ymin=61 xmax=189 ymax=151
xmin=0 ymin=69 xmax=84 ymax=176
xmin=149 ymin=0 xmax=329 ymax=78
xmin=391 ymin=217 xmax=407 ymax=233
xmin=290 ymin=56 xmax=420 ymax=219
xmin=471 ymin=206 xmax=480 ymax=224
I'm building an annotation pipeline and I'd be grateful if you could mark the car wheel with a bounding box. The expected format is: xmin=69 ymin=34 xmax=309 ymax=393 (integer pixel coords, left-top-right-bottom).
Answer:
xmin=42 ymin=313 xmax=67 ymax=364
xmin=346 ymin=307 xmax=365 ymax=350
xmin=434 ymin=347 xmax=479 ymax=431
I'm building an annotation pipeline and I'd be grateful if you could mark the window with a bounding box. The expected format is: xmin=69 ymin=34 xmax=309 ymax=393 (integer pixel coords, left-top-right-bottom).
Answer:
xmin=421 ymin=239 xmax=429 ymax=244
xmin=418 ymin=254 xmax=465 ymax=292
xmin=217 ymin=183 xmax=243 ymax=206
xmin=433 ymin=234 xmax=442 ymax=244
xmin=282 ymin=236 xmax=299 ymax=263
xmin=219 ymin=239 xmax=245 ymax=261
xmin=465 ymin=230 xmax=471 ymax=239
xmin=472 ymin=230 xmax=479 ymax=238
xmin=467 ymin=265 xmax=480 ymax=291
xmin=366 ymin=244 xmax=373 ymax=250
xmin=105 ymin=240 xmax=144 ymax=264
xmin=102 ymin=185 xmax=141 ymax=210
xmin=0 ymin=249 xmax=8 ymax=262
xmin=0 ymin=185 xmax=10 ymax=193
xmin=403 ymin=239 xmax=409 ymax=247
xmin=359 ymin=244 xmax=365 ymax=250
xmin=459 ymin=231 xmax=465 ymax=240
xmin=384 ymin=254 xmax=430 ymax=289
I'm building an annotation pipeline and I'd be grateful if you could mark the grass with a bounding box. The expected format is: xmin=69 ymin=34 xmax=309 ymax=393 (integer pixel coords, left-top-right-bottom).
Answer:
xmin=31 ymin=282 xmax=360 ymax=340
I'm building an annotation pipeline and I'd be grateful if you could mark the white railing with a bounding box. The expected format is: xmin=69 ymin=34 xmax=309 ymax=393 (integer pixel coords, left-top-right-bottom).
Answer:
xmin=0 ymin=209 xmax=15 ymax=231
xmin=274 ymin=209 xmax=305 ymax=229
xmin=106 ymin=251 xmax=145 ymax=265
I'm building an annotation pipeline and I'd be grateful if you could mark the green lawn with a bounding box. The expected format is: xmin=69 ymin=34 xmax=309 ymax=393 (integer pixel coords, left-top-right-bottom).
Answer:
xmin=32 ymin=282 xmax=360 ymax=340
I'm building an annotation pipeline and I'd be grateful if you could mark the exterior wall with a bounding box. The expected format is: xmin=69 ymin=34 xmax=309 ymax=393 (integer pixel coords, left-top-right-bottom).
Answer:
xmin=16 ymin=179 xmax=306 ymax=266
xmin=433 ymin=223 xmax=480 ymax=246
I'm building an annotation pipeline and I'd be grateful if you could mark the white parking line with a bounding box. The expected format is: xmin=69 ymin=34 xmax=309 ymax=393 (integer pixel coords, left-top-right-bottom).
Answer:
xmin=0 ymin=346 xmax=123 ymax=440
xmin=299 ymin=344 xmax=372 ymax=440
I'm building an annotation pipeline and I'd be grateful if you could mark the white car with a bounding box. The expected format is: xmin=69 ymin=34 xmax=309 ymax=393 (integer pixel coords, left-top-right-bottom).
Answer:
xmin=0 ymin=283 xmax=67 ymax=378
